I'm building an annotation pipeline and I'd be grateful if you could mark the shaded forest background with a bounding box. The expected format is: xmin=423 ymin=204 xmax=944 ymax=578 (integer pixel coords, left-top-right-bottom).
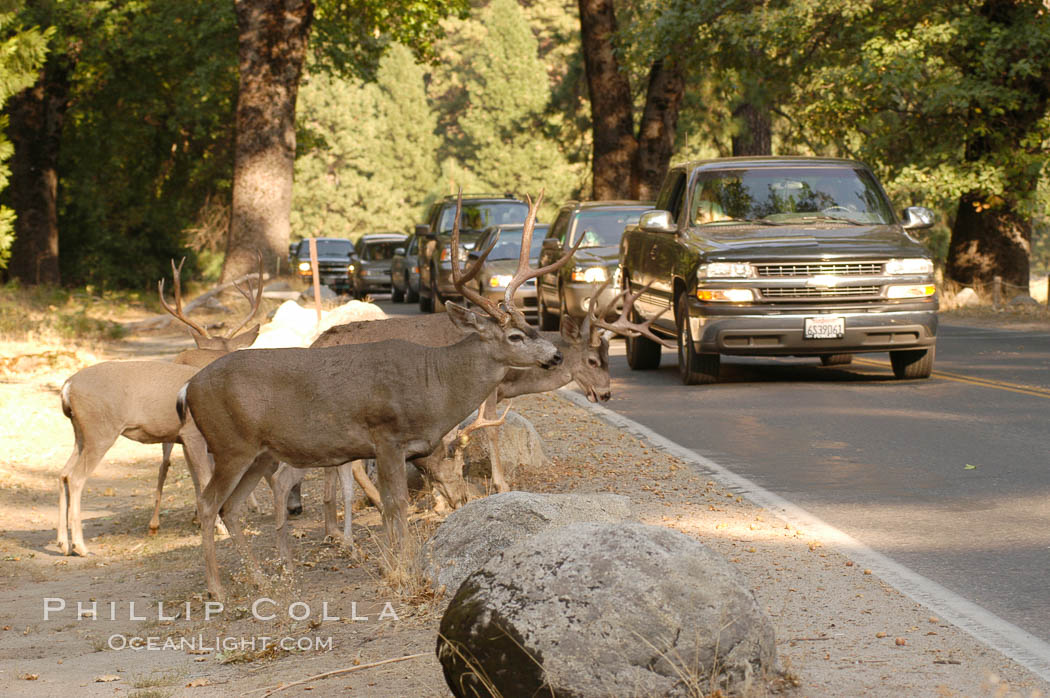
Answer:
xmin=0 ymin=0 xmax=1048 ymax=295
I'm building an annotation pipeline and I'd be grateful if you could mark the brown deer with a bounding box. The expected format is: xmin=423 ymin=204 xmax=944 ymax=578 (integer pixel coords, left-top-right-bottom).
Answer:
xmin=55 ymin=260 xmax=263 ymax=556
xmin=179 ymin=194 xmax=573 ymax=600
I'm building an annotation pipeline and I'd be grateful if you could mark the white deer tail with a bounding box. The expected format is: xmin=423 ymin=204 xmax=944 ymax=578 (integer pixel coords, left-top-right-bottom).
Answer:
xmin=176 ymin=382 xmax=190 ymax=426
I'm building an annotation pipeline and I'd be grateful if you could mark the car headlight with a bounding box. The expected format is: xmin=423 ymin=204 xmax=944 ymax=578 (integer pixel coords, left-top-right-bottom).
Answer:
xmin=886 ymin=284 xmax=936 ymax=299
xmin=697 ymin=288 xmax=755 ymax=302
xmin=570 ymin=266 xmax=608 ymax=283
xmin=440 ymin=245 xmax=471 ymax=262
xmin=697 ymin=262 xmax=754 ymax=279
xmin=488 ymin=274 xmax=513 ymax=288
xmin=885 ymin=258 xmax=933 ymax=275
xmin=297 ymin=261 xmax=311 ymax=273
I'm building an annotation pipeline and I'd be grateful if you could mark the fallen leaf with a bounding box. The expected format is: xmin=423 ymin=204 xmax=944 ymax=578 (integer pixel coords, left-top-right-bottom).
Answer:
xmin=876 ymin=631 xmax=887 ymax=638
xmin=186 ymin=678 xmax=211 ymax=687
xmin=95 ymin=675 xmax=121 ymax=683
xmin=21 ymin=674 xmax=39 ymax=680
xmin=895 ymin=637 xmax=908 ymax=646
xmin=963 ymin=464 xmax=977 ymax=470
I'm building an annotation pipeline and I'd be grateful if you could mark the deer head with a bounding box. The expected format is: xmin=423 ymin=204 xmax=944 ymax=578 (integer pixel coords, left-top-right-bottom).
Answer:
xmin=159 ymin=254 xmax=264 ymax=366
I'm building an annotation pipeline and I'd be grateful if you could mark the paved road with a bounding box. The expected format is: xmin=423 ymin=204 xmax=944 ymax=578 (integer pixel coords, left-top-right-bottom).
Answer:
xmin=375 ymin=295 xmax=1050 ymax=647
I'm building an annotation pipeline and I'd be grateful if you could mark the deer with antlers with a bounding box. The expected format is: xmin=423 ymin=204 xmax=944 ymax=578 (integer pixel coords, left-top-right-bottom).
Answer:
xmin=55 ymin=259 xmax=263 ymax=556
xmin=179 ymin=194 xmax=577 ymax=600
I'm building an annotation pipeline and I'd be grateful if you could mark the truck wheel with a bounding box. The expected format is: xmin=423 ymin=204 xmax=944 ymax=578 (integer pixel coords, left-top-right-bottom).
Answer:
xmin=538 ymin=286 xmax=558 ymax=331
xmin=625 ymin=303 xmax=662 ymax=370
xmin=431 ymin=266 xmax=446 ymax=313
xmin=677 ymin=294 xmax=719 ymax=385
xmin=405 ymin=274 xmax=419 ymax=303
xmin=391 ymin=275 xmax=404 ymax=302
xmin=418 ymin=278 xmax=433 ymax=312
xmin=890 ymin=346 xmax=934 ymax=379
xmin=819 ymin=354 xmax=853 ymax=366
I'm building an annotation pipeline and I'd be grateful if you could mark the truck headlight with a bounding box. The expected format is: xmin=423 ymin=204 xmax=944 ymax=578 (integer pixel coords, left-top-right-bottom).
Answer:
xmin=488 ymin=274 xmax=513 ymax=288
xmin=570 ymin=266 xmax=608 ymax=283
xmin=440 ymin=245 xmax=471 ymax=262
xmin=885 ymin=258 xmax=933 ymax=275
xmin=347 ymin=264 xmax=356 ymax=273
xmin=297 ymin=261 xmax=311 ymax=273
xmin=697 ymin=262 xmax=754 ymax=279
xmin=886 ymin=284 xmax=936 ymax=299
xmin=697 ymin=288 xmax=755 ymax=302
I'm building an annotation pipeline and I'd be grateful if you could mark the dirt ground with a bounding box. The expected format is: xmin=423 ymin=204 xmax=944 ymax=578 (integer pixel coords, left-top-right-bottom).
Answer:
xmin=1 ymin=312 xmax=1049 ymax=697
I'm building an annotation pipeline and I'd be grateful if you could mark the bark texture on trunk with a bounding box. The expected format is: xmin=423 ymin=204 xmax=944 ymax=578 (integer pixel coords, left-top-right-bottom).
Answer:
xmin=946 ymin=193 xmax=1030 ymax=293
xmin=577 ymin=0 xmax=635 ymax=200
xmin=730 ymin=101 xmax=772 ymax=157
xmin=4 ymin=61 xmax=69 ymax=285
xmin=631 ymin=59 xmax=684 ymax=201
xmin=224 ymin=0 xmax=313 ymax=282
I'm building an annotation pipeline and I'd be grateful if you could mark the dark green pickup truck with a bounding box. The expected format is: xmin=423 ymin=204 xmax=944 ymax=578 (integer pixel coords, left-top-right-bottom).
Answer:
xmin=619 ymin=156 xmax=939 ymax=385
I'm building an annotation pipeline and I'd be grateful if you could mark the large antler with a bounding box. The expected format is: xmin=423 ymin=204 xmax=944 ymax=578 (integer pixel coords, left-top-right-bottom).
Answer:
xmin=158 ymin=251 xmax=264 ymax=340
xmin=591 ymin=279 xmax=676 ymax=349
xmin=451 ymin=192 xmax=505 ymax=321
xmin=158 ymin=258 xmax=211 ymax=338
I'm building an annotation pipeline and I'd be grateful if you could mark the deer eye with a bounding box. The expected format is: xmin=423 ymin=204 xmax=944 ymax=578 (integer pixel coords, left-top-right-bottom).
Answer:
xmin=587 ymin=357 xmax=599 ymax=367
xmin=507 ymin=331 xmax=525 ymax=343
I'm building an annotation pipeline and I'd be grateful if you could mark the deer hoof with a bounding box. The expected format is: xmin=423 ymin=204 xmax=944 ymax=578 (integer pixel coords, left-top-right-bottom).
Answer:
xmin=71 ymin=544 xmax=89 ymax=557
xmin=147 ymin=526 xmax=159 ymax=536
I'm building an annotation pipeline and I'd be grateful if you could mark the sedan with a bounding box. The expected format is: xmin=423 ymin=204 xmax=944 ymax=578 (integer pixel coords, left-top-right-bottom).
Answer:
xmin=468 ymin=223 xmax=550 ymax=322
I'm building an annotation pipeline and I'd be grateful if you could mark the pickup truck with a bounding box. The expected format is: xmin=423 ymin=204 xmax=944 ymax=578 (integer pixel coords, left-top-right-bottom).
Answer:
xmin=619 ymin=156 xmax=939 ymax=385
xmin=289 ymin=237 xmax=355 ymax=294
xmin=415 ymin=194 xmax=531 ymax=312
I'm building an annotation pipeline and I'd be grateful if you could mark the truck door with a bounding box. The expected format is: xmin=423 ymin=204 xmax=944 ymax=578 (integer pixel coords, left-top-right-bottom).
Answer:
xmin=637 ymin=171 xmax=687 ymax=326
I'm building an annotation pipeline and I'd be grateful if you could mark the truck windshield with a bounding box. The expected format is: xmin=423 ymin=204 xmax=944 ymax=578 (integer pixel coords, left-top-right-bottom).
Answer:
xmin=361 ymin=242 xmax=402 ymax=261
xmin=481 ymin=225 xmax=549 ymax=261
xmin=308 ymin=240 xmax=353 ymax=256
xmin=691 ymin=167 xmax=895 ymax=226
xmin=569 ymin=210 xmax=645 ymax=248
xmin=437 ymin=202 xmax=530 ymax=233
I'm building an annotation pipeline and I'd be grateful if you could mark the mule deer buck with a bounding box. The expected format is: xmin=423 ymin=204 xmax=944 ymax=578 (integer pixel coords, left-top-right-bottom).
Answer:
xmin=55 ymin=260 xmax=263 ymax=556
xmin=179 ymin=194 xmax=573 ymax=600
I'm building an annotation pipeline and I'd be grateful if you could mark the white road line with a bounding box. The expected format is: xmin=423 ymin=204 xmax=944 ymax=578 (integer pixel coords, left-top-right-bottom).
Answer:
xmin=557 ymin=387 xmax=1050 ymax=683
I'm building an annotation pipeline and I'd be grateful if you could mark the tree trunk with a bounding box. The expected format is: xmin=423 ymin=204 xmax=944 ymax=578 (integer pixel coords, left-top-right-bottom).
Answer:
xmin=4 ymin=61 xmax=69 ymax=285
xmin=631 ymin=58 xmax=684 ymax=201
xmin=223 ymin=0 xmax=313 ymax=282
xmin=731 ymin=101 xmax=772 ymax=156
xmin=946 ymin=193 xmax=1030 ymax=294
xmin=577 ymin=0 xmax=635 ymax=200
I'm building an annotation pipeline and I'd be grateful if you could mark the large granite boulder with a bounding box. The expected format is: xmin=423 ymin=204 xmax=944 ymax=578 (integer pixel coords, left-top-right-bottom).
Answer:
xmin=437 ymin=522 xmax=776 ymax=698
xmin=423 ymin=491 xmax=632 ymax=596
xmin=455 ymin=408 xmax=548 ymax=484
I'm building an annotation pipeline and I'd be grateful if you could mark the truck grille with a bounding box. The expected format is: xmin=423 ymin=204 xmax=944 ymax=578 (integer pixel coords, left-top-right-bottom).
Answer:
xmin=760 ymin=286 xmax=880 ymax=299
xmin=755 ymin=262 xmax=882 ymax=277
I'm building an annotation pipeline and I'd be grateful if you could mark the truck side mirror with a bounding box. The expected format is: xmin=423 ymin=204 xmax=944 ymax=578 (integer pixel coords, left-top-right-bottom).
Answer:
xmin=415 ymin=223 xmax=431 ymax=237
xmin=639 ymin=210 xmax=676 ymax=233
xmin=541 ymin=238 xmax=560 ymax=250
xmin=901 ymin=206 xmax=935 ymax=230
xmin=394 ymin=247 xmax=406 ymax=257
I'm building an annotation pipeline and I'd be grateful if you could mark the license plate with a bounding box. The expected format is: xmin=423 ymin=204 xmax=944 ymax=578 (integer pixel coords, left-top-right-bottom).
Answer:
xmin=804 ymin=316 xmax=844 ymax=339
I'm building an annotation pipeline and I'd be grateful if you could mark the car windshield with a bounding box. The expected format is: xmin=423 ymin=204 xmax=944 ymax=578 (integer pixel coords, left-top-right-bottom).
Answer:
xmin=437 ymin=202 xmax=530 ymax=233
xmin=691 ymin=167 xmax=895 ymax=226
xmin=482 ymin=226 xmax=549 ymax=261
xmin=570 ymin=210 xmax=645 ymax=247
xmin=361 ymin=241 xmax=402 ymax=261
xmin=308 ymin=239 xmax=353 ymax=256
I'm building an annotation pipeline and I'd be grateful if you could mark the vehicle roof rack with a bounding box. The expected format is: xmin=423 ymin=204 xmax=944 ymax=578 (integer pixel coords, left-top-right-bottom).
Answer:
xmin=441 ymin=193 xmax=523 ymax=201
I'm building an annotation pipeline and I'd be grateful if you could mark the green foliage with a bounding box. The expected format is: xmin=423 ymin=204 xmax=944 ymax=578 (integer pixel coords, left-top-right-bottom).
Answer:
xmin=0 ymin=279 xmax=126 ymax=340
xmin=292 ymin=43 xmax=441 ymax=240
xmin=0 ymin=2 xmax=51 ymax=270
xmin=55 ymin=0 xmax=237 ymax=288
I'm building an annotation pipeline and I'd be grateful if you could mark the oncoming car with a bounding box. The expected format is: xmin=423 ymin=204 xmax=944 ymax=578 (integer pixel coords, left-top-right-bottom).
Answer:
xmin=349 ymin=233 xmax=409 ymax=298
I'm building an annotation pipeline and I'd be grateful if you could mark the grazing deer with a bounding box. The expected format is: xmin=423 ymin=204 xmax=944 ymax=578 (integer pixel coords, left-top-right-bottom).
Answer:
xmin=55 ymin=260 xmax=263 ymax=556
xmin=179 ymin=194 xmax=573 ymax=600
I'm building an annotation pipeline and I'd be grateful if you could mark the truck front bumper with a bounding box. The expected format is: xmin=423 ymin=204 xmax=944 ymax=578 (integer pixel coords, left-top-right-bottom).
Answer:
xmin=684 ymin=303 xmax=938 ymax=356
xmin=562 ymin=283 xmax=622 ymax=320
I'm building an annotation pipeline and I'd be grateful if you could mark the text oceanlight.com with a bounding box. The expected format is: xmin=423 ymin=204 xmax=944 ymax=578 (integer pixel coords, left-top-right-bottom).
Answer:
xmin=107 ymin=634 xmax=333 ymax=652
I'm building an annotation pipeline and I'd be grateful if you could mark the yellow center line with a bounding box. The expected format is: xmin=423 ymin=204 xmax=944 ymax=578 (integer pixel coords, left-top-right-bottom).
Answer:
xmin=853 ymin=357 xmax=1050 ymax=399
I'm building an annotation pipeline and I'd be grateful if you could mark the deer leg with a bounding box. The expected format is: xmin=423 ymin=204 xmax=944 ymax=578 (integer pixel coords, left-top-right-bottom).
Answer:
xmin=270 ymin=463 xmax=303 ymax=571
xmin=338 ymin=462 xmax=355 ymax=545
xmin=352 ymin=459 xmax=383 ymax=512
xmin=199 ymin=451 xmax=263 ymax=601
xmin=374 ymin=441 xmax=409 ymax=551
xmin=323 ymin=467 xmax=339 ymax=540
xmin=245 ymin=490 xmax=262 ymax=513
xmin=180 ymin=424 xmax=227 ymax=538
xmin=149 ymin=442 xmax=175 ymax=535
xmin=56 ymin=439 xmax=82 ymax=555
xmin=287 ymin=482 xmax=303 ymax=516
xmin=63 ymin=431 xmax=118 ymax=557
xmin=481 ymin=394 xmax=510 ymax=493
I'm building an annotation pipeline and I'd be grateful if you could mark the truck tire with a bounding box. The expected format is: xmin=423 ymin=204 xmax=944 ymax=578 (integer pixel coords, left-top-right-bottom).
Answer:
xmin=625 ymin=302 xmax=662 ymax=370
xmin=391 ymin=275 xmax=405 ymax=303
xmin=537 ymin=285 xmax=558 ymax=331
xmin=418 ymin=279 xmax=433 ymax=312
xmin=430 ymin=266 xmax=446 ymax=313
xmin=405 ymin=274 xmax=419 ymax=303
xmin=890 ymin=346 xmax=934 ymax=379
xmin=819 ymin=353 xmax=853 ymax=366
xmin=677 ymin=294 xmax=719 ymax=385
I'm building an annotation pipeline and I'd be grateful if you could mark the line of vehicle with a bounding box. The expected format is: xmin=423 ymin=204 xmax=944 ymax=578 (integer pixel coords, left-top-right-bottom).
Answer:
xmin=557 ymin=386 xmax=1050 ymax=684
xmin=853 ymin=358 xmax=1050 ymax=399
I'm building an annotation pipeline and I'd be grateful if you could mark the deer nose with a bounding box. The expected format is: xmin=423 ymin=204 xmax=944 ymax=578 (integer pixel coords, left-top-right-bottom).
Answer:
xmin=542 ymin=351 xmax=563 ymax=368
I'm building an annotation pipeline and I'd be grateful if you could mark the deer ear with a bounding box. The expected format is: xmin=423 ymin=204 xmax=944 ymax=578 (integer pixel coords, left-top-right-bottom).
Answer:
xmin=560 ymin=314 xmax=582 ymax=341
xmin=227 ymin=324 xmax=261 ymax=350
xmin=445 ymin=301 xmax=486 ymax=334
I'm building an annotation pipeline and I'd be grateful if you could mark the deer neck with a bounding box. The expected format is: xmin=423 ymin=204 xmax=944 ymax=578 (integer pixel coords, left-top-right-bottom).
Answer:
xmin=496 ymin=334 xmax=572 ymax=400
xmin=426 ymin=333 xmax=513 ymax=414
